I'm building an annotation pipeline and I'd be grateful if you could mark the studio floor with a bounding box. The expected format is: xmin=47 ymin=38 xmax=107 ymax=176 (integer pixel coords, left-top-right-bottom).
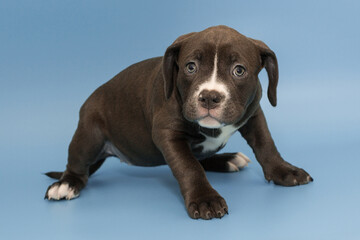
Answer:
xmin=1 ymin=0 xmax=359 ymax=239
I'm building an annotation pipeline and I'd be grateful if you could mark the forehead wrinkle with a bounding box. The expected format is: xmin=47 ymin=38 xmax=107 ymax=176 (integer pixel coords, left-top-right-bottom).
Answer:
xmin=179 ymin=43 xmax=216 ymax=67
xmin=217 ymin=45 xmax=260 ymax=74
xmin=184 ymin=50 xmax=202 ymax=61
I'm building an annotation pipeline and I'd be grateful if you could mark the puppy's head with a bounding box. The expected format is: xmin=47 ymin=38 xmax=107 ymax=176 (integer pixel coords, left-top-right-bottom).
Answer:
xmin=163 ymin=26 xmax=278 ymax=128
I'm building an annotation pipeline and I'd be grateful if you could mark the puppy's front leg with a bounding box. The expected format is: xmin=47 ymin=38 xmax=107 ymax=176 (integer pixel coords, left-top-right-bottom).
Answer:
xmin=239 ymin=108 xmax=313 ymax=186
xmin=153 ymin=130 xmax=228 ymax=220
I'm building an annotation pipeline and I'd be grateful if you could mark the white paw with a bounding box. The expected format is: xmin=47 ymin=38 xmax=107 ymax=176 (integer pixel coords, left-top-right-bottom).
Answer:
xmin=47 ymin=183 xmax=79 ymax=200
xmin=227 ymin=152 xmax=251 ymax=172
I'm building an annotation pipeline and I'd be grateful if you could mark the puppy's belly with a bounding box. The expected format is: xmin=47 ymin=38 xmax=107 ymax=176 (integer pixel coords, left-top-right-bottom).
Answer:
xmin=102 ymin=141 xmax=133 ymax=164
xmin=105 ymin=139 xmax=218 ymax=164
xmin=102 ymin=141 xmax=166 ymax=166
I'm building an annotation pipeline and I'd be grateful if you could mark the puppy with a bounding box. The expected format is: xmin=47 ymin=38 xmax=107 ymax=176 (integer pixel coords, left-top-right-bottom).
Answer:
xmin=45 ymin=25 xmax=313 ymax=220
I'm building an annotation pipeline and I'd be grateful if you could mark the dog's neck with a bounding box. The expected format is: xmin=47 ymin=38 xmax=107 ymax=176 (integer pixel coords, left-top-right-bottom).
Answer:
xmin=198 ymin=125 xmax=222 ymax=138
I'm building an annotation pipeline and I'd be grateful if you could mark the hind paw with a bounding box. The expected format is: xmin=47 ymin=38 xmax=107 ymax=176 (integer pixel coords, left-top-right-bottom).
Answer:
xmin=45 ymin=182 xmax=80 ymax=200
xmin=227 ymin=152 xmax=251 ymax=172
xmin=200 ymin=152 xmax=251 ymax=172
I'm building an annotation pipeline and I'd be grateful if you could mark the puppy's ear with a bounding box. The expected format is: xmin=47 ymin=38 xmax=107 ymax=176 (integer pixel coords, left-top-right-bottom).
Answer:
xmin=249 ymin=38 xmax=279 ymax=107
xmin=163 ymin=32 xmax=196 ymax=99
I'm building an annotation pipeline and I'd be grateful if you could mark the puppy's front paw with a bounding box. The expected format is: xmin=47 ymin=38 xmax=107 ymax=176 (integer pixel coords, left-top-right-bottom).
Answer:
xmin=265 ymin=162 xmax=313 ymax=186
xmin=187 ymin=193 xmax=228 ymax=220
xmin=45 ymin=182 xmax=80 ymax=200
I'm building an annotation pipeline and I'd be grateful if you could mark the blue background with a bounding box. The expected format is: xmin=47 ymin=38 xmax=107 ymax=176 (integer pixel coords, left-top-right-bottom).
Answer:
xmin=1 ymin=0 xmax=359 ymax=239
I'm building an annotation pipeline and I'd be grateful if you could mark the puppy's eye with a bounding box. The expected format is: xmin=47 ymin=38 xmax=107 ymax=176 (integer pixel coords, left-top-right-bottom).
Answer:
xmin=233 ymin=65 xmax=245 ymax=77
xmin=186 ymin=62 xmax=197 ymax=74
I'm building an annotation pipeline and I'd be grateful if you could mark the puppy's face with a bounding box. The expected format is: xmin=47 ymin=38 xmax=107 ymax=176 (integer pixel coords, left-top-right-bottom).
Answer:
xmin=163 ymin=26 xmax=278 ymax=128
xmin=178 ymin=38 xmax=261 ymax=128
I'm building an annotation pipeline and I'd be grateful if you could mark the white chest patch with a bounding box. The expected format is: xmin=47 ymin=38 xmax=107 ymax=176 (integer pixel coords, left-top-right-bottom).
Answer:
xmin=197 ymin=125 xmax=239 ymax=153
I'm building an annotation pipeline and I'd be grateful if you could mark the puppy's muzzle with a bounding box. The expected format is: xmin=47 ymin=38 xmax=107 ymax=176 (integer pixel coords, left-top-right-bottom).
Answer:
xmin=198 ymin=90 xmax=224 ymax=110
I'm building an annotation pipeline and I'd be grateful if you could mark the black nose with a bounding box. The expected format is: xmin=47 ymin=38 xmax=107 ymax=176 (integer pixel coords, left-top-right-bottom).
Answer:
xmin=198 ymin=90 xmax=224 ymax=109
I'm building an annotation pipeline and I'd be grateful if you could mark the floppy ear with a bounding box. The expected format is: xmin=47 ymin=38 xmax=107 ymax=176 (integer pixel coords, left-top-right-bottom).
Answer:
xmin=249 ymin=38 xmax=279 ymax=107
xmin=163 ymin=43 xmax=180 ymax=99
xmin=163 ymin=32 xmax=196 ymax=99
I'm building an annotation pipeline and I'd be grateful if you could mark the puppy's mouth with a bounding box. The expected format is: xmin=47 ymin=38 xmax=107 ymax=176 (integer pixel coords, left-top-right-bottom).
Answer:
xmin=197 ymin=115 xmax=225 ymax=129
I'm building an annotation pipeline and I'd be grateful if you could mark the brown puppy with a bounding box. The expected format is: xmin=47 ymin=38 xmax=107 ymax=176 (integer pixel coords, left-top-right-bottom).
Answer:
xmin=45 ymin=25 xmax=313 ymax=220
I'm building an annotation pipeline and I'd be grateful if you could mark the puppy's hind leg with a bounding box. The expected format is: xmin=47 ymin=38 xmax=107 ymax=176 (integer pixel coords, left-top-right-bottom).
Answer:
xmin=200 ymin=152 xmax=251 ymax=172
xmin=45 ymin=114 xmax=107 ymax=200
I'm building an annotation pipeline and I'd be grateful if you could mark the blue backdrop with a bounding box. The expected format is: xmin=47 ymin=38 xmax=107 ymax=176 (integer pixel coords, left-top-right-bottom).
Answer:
xmin=1 ymin=0 xmax=359 ymax=239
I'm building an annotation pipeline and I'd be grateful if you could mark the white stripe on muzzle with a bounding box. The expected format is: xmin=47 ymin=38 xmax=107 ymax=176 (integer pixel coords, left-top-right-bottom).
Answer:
xmin=194 ymin=53 xmax=229 ymax=99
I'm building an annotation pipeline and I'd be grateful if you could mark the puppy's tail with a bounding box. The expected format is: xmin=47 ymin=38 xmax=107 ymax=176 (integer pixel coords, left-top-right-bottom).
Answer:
xmin=44 ymin=171 xmax=63 ymax=180
xmin=44 ymin=159 xmax=106 ymax=180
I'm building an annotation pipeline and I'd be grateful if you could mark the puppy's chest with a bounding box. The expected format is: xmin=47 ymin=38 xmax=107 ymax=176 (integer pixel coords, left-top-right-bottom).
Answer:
xmin=192 ymin=125 xmax=239 ymax=156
